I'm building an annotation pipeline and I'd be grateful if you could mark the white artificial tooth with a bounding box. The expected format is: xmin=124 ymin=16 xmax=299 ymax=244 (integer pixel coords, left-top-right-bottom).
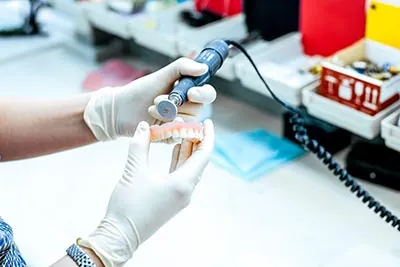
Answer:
xmin=160 ymin=131 xmax=165 ymax=140
xmin=198 ymin=132 xmax=204 ymax=140
xmin=187 ymin=128 xmax=195 ymax=139
xmin=180 ymin=128 xmax=188 ymax=139
xmin=172 ymin=129 xmax=180 ymax=139
xmin=193 ymin=130 xmax=199 ymax=139
xmin=165 ymin=130 xmax=172 ymax=139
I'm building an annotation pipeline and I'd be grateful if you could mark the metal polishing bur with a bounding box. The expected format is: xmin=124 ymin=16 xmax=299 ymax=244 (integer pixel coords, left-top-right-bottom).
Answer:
xmin=157 ymin=98 xmax=179 ymax=121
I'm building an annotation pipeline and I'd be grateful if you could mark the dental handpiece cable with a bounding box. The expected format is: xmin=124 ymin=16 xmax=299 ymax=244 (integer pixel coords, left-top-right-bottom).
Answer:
xmin=155 ymin=39 xmax=400 ymax=232
xmin=224 ymin=39 xmax=400 ymax=232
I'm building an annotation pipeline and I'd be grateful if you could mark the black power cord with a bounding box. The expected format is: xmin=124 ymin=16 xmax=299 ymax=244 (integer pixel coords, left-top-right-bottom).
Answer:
xmin=225 ymin=40 xmax=400 ymax=231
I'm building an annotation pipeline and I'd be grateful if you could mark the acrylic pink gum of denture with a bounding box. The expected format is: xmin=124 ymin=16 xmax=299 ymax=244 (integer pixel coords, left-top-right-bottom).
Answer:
xmin=150 ymin=122 xmax=204 ymax=143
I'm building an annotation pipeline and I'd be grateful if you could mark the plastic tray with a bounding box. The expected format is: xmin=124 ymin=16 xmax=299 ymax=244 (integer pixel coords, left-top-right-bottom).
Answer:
xmin=176 ymin=14 xmax=250 ymax=81
xmin=86 ymin=2 xmax=142 ymax=39
xmin=381 ymin=109 xmax=400 ymax=152
xmin=129 ymin=1 xmax=195 ymax=58
xmin=302 ymin=82 xmax=400 ymax=140
xmin=49 ymin=0 xmax=93 ymax=37
xmin=229 ymin=39 xmax=271 ymax=79
xmin=235 ymin=32 xmax=321 ymax=106
xmin=49 ymin=0 xmax=95 ymax=18
xmin=49 ymin=0 xmax=85 ymax=16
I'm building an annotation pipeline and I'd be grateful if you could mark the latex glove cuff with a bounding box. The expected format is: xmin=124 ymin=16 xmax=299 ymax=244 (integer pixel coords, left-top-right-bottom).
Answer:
xmin=78 ymin=218 xmax=141 ymax=267
xmin=84 ymin=87 xmax=118 ymax=142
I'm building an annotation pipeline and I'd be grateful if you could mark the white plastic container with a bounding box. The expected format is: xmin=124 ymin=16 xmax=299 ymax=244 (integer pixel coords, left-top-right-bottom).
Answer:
xmin=381 ymin=109 xmax=400 ymax=152
xmin=49 ymin=0 xmax=88 ymax=17
xmin=236 ymin=32 xmax=322 ymax=106
xmin=49 ymin=0 xmax=93 ymax=38
xmin=86 ymin=2 xmax=142 ymax=39
xmin=176 ymin=14 xmax=253 ymax=81
xmin=129 ymin=1 xmax=195 ymax=58
xmin=302 ymin=82 xmax=400 ymax=140
xmin=227 ymin=39 xmax=271 ymax=80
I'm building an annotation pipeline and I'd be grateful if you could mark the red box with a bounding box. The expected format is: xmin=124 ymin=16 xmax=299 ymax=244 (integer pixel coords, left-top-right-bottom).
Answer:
xmin=195 ymin=0 xmax=242 ymax=17
xmin=319 ymin=39 xmax=400 ymax=116
xmin=300 ymin=0 xmax=366 ymax=56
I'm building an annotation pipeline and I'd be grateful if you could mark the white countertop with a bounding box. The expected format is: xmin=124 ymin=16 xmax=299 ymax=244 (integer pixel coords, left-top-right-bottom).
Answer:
xmin=1 ymin=35 xmax=400 ymax=267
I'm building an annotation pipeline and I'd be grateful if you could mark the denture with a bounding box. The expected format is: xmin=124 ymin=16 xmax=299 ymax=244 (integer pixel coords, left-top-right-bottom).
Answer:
xmin=150 ymin=121 xmax=204 ymax=143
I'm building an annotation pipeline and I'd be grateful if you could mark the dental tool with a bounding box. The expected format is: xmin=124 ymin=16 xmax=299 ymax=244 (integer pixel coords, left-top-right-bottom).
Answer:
xmin=156 ymin=39 xmax=229 ymax=120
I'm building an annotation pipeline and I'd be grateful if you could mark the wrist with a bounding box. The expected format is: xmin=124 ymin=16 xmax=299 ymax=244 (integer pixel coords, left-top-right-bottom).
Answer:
xmin=80 ymin=246 xmax=105 ymax=267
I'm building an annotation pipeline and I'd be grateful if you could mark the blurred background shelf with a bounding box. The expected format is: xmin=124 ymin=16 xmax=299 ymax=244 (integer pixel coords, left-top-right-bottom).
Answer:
xmin=231 ymin=39 xmax=270 ymax=77
xmin=49 ymin=0 xmax=91 ymax=17
xmin=303 ymin=83 xmax=400 ymax=140
xmin=129 ymin=1 xmax=193 ymax=58
xmin=177 ymin=14 xmax=250 ymax=81
xmin=236 ymin=32 xmax=320 ymax=106
xmin=381 ymin=109 xmax=400 ymax=152
xmin=48 ymin=0 xmax=94 ymax=41
xmin=0 ymin=6 xmax=82 ymax=64
xmin=86 ymin=2 xmax=141 ymax=39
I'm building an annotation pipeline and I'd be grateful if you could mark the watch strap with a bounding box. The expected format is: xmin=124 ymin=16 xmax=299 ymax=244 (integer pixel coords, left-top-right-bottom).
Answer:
xmin=66 ymin=243 xmax=96 ymax=267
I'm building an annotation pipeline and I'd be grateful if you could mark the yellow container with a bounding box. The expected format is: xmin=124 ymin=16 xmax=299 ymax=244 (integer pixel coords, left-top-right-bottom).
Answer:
xmin=366 ymin=0 xmax=400 ymax=50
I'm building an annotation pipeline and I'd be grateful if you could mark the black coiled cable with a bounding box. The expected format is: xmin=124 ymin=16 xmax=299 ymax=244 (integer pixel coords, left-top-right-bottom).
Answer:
xmin=225 ymin=40 xmax=400 ymax=231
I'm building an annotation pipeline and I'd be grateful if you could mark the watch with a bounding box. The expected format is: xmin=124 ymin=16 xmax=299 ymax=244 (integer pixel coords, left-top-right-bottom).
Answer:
xmin=66 ymin=243 xmax=97 ymax=267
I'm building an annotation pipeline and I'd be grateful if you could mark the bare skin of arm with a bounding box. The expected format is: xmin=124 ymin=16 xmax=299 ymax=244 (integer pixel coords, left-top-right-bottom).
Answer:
xmin=50 ymin=247 xmax=104 ymax=267
xmin=0 ymin=95 xmax=96 ymax=162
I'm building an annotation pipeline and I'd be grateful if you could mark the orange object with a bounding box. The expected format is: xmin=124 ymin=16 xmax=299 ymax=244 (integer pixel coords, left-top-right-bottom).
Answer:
xmin=150 ymin=122 xmax=204 ymax=143
xmin=300 ymin=0 xmax=366 ymax=56
xmin=195 ymin=0 xmax=242 ymax=17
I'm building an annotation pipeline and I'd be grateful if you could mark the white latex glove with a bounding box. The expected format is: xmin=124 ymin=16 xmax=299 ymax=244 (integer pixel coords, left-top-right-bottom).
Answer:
xmin=79 ymin=119 xmax=215 ymax=267
xmin=84 ymin=58 xmax=217 ymax=141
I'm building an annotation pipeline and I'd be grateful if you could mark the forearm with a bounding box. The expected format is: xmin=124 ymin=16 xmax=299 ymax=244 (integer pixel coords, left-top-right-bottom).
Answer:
xmin=50 ymin=247 xmax=104 ymax=267
xmin=0 ymin=95 xmax=96 ymax=161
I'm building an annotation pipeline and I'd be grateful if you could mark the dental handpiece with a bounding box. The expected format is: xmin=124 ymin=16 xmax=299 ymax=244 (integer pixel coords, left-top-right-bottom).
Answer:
xmin=156 ymin=39 xmax=230 ymax=120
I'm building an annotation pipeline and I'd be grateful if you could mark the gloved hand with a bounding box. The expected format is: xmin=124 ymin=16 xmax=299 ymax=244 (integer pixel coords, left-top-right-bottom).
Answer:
xmin=78 ymin=118 xmax=215 ymax=267
xmin=84 ymin=58 xmax=216 ymax=141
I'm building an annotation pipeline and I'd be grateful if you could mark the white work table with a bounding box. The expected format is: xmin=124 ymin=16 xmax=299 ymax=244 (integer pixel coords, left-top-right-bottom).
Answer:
xmin=1 ymin=41 xmax=400 ymax=267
